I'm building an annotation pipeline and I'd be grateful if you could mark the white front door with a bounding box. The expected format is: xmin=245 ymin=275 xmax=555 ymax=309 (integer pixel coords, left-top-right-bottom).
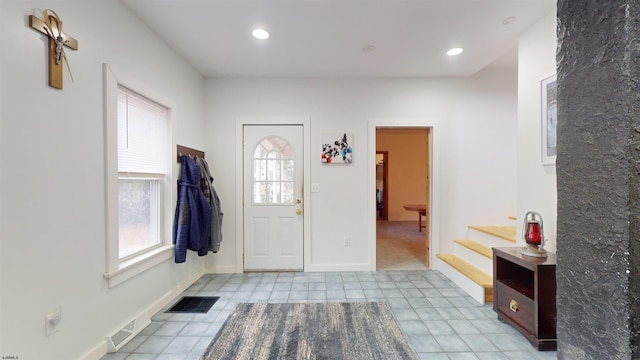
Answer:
xmin=243 ymin=125 xmax=304 ymax=271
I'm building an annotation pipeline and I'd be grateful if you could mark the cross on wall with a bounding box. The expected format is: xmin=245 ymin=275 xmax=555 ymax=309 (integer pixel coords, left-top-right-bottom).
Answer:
xmin=29 ymin=9 xmax=78 ymax=90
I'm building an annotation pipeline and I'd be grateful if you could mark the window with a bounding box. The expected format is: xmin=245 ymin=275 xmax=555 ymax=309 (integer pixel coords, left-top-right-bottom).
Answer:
xmin=103 ymin=64 xmax=174 ymax=287
xmin=252 ymin=137 xmax=295 ymax=205
xmin=117 ymin=86 xmax=168 ymax=259
xmin=118 ymin=179 xmax=159 ymax=257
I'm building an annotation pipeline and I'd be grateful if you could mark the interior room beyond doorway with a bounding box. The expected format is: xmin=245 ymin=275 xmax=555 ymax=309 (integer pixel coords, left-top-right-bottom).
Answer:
xmin=375 ymin=127 xmax=430 ymax=271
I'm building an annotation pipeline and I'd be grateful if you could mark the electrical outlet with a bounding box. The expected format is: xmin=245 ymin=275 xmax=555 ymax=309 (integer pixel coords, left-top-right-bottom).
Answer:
xmin=311 ymin=183 xmax=320 ymax=193
xmin=45 ymin=307 xmax=62 ymax=336
xmin=344 ymin=237 xmax=351 ymax=247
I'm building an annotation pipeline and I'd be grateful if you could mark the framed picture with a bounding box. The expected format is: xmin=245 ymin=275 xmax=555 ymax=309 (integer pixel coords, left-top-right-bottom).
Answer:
xmin=321 ymin=133 xmax=353 ymax=164
xmin=541 ymin=74 xmax=557 ymax=165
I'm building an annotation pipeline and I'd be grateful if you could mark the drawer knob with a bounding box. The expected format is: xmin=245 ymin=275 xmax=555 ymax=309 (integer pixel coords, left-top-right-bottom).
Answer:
xmin=510 ymin=299 xmax=519 ymax=312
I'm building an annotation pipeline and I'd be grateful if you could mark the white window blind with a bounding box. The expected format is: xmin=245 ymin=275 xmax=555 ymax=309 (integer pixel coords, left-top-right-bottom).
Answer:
xmin=117 ymin=86 xmax=169 ymax=174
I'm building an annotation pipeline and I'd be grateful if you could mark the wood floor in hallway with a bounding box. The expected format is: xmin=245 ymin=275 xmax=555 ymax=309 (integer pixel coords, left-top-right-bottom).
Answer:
xmin=376 ymin=220 xmax=429 ymax=271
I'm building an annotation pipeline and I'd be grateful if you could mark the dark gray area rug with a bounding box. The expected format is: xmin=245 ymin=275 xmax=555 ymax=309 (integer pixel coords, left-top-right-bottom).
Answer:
xmin=201 ymin=302 xmax=418 ymax=360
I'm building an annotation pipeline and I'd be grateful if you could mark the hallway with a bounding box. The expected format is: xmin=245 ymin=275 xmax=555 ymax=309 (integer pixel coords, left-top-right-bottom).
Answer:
xmin=377 ymin=220 xmax=429 ymax=271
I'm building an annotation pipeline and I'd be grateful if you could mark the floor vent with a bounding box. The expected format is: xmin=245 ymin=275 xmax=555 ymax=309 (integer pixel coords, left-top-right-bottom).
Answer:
xmin=166 ymin=296 xmax=219 ymax=313
xmin=106 ymin=312 xmax=151 ymax=352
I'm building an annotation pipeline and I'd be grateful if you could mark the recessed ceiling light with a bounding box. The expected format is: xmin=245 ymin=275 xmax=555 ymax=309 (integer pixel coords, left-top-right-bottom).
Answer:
xmin=252 ymin=28 xmax=270 ymax=40
xmin=361 ymin=44 xmax=376 ymax=53
xmin=502 ymin=16 xmax=517 ymax=25
xmin=447 ymin=47 xmax=464 ymax=56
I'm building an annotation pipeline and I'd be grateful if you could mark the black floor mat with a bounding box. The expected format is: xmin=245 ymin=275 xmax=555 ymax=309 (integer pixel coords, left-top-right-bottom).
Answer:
xmin=166 ymin=296 xmax=219 ymax=313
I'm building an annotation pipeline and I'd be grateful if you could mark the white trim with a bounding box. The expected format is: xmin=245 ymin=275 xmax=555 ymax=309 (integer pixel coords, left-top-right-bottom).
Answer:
xmin=145 ymin=268 xmax=205 ymax=316
xmin=368 ymin=118 xmax=441 ymax=271
xmin=204 ymin=264 xmax=237 ymax=274
xmin=103 ymin=63 xmax=177 ymax=287
xmin=80 ymin=268 xmax=204 ymax=360
xmin=103 ymin=245 xmax=174 ymax=287
xmin=235 ymin=117 xmax=311 ymax=272
xmin=304 ymin=263 xmax=374 ymax=272
xmin=367 ymin=122 xmax=377 ymax=271
xmin=78 ymin=342 xmax=107 ymax=360
xmin=105 ymin=64 xmax=175 ymax=106
xmin=235 ymin=121 xmax=243 ymax=273
xmin=104 ymin=64 xmax=119 ymax=273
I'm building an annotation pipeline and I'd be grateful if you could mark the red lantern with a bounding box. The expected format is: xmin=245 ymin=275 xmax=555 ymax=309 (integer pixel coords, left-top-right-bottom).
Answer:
xmin=521 ymin=211 xmax=547 ymax=258
xmin=525 ymin=221 xmax=542 ymax=245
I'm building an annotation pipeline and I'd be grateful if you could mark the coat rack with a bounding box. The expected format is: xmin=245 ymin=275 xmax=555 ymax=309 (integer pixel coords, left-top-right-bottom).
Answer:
xmin=177 ymin=144 xmax=205 ymax=163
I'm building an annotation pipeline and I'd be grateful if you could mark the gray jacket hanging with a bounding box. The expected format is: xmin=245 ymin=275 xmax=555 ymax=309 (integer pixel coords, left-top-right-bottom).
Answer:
xmin=196 ymin=157 xmax=223 ymax=252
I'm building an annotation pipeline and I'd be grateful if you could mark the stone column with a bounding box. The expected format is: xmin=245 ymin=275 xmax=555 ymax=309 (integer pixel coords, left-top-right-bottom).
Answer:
xmin=556 ymin=1 xmax=640 ymax=359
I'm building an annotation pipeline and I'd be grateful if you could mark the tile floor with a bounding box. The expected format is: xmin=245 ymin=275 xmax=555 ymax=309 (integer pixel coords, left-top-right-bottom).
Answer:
xmin=100 ymin=270 xmax=558 ymax=360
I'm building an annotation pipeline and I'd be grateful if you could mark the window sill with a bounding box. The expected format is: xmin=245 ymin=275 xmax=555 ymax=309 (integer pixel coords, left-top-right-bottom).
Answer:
xmin=103 ymin=245 xmax=174 ymax=288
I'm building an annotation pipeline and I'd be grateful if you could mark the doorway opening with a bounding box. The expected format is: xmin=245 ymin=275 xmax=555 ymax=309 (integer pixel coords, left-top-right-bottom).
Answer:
xmin=375 ymin=127 xmax=430 ymax=271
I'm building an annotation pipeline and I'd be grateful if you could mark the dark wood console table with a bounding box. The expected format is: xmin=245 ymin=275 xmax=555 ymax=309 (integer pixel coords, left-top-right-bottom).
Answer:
xmin=492 ymin=247 xmax=557 ymax=351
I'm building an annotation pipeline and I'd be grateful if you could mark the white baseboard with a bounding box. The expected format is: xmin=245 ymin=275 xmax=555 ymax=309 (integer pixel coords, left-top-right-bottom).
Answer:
xmin=79 ymin=341 xmax=108 ymax=360
xmin=204 ymin=264 xmax=239 ymax=274
xmin=305 ymin=263 xmax=376 ymax=272
xmin=79 ymin=269 xmax=205 ymax=360
xmin=203 ymin=264 xmax=378 ymax=273
xmin=147 ymin=269 xmax=206 ymax=317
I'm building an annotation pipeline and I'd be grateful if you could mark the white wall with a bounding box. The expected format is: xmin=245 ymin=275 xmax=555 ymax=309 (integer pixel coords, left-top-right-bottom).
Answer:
xmin=204 ymin=68 xmax=517 ymax=271
xmin=517 ymin=9 xmax=558 ymax=252
xmin=0 ymin=1 xmax=206 ymax=359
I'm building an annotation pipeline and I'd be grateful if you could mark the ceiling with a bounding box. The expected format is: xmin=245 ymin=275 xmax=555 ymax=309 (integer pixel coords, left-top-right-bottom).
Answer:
xmin=120 ymin=0 xmax=556 ymax=79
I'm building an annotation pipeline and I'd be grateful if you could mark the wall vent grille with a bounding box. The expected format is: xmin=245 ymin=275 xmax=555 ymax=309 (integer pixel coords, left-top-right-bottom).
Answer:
xmin=106 ymin=312 xmax=151 ymax=352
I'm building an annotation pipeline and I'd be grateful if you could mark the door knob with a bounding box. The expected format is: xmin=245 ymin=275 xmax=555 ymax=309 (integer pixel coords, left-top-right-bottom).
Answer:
xmin=296 ymin=199 xmax=302 ymax=204
xmin=296 ymin=209 xmax=302 ymax=215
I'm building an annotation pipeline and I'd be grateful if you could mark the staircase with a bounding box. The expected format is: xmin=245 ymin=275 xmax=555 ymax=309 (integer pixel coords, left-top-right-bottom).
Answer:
xmin=436 ymin=223 xmax=517 ymax=305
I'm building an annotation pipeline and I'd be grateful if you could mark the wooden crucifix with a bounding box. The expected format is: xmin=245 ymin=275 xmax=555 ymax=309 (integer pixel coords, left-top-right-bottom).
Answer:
xmin=29 ymin=9 xmax=78 ymax=89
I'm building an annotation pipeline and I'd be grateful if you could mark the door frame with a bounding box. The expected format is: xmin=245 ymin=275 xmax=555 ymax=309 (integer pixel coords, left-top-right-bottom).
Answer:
xmin=368 ymin=119 xmax=440 ymax=270
xmin=235 ymin=117 xmax=311 ymax=273
xmin=376 ymin=151 xmax=389 ymax=221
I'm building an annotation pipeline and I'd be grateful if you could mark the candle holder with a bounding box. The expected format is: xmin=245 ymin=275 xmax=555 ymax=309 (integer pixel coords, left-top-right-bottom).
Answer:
xmin=521 ymin=211 xmax=548 ymax=258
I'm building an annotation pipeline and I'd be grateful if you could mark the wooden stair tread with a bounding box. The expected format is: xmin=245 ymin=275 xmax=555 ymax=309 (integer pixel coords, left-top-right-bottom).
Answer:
xmin=469 ymin=225 xmax=516 ymax=242
xmin=454 ymin=239 xmax=492 ymax=259
xmin=437 ymin=254 xmax=492 ymax=288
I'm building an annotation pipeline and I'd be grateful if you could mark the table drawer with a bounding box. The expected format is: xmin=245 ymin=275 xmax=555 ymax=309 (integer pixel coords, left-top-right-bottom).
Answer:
xmin=496 ymin=281 xmax=535 ymax=334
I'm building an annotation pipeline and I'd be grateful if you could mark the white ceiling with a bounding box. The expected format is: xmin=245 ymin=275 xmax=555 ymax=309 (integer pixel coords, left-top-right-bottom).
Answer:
xmin=120 ymin=0 xmax=556 ymax=78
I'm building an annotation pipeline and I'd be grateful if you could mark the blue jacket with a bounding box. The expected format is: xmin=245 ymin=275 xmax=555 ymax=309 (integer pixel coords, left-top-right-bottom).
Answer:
xmin=173 ymin=156 xmax=212 ymax=263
